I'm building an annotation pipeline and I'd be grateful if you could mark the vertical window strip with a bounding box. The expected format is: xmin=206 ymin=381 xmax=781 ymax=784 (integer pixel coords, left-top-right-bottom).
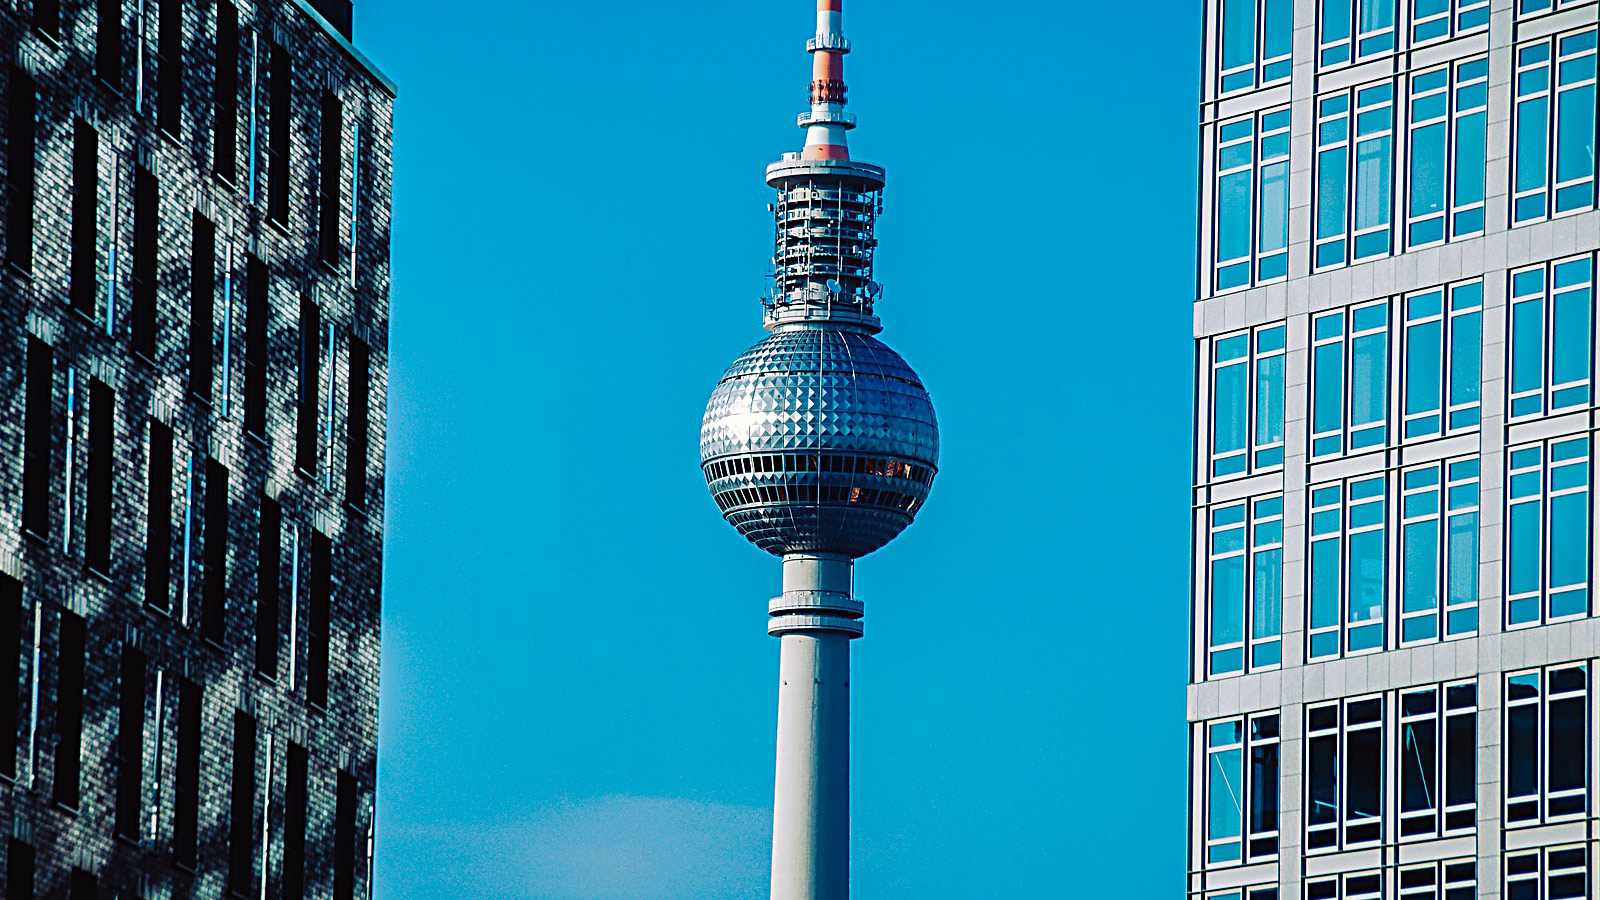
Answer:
xmin=1214 ymin=110 xmax=1291 ymax=293
xmin=220 ymin=224 xmax=234 ymax=418
xmin=1402 ymin=288 xmax=1446 ymax=438
xmin=1514 ymin=30 xmax=1598 ymax=224
xmin=1316 ymin=82 xmax=1395 ymax=269
xmin=1204 ymin=496 xmax=1285 ymax=677
xmin=0 ymin=575 xmax=20 ymax=780
xmin=1450 ymin=58 xmax=1489 ymax=238
xmin=70 ymin=118 xmax=100 ymax=318
xmin=22 ymin=338 xmax=53 ymax=539
xmin=1309 ymin=474 xmax=1389 ymax=660
xmin=1506 ymin=435 xmax=1591 ymax=627
xmin=349 ymin=117 xmax=361 ymax=286
xmin=1306 ymin=698 xmax=1386 ymax=852
xmin=324 ymin=322 xmax=337 ymax=491
xmin=1397 ymin=681 xmax=1478 ymax=840
xmin=62 ymin=366 xmax=76 ymax=556
xmin=1203 ymin=711 xmax=1280 ymax=864
xmin=1442 ymin=458 xmax=1480 ymax=637
xmin=1510 ymin=256 xmax=1593 ymax=420
xmin=1210 ymin=324 xmax=1286 ymax=478
xmin=6 ymin=66 xmax=36 ymax=272
xmin=1505 ymin=665 xmax=1590 ymax=823
xmin=1446 ymin=281 xmax=1483 ymax=431
xmin=1406 ymin=67 xmax=1450 ymax=247
xmin=1315 ymin=94 xmax=1351 ymax=268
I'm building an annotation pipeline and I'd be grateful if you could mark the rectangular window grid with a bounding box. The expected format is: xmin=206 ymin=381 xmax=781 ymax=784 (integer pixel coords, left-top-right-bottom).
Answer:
xmin=1204 ymin=712 xmax=1280 ymax=866
xmin=1509 ymin=256 xmax=1593 ymax=420
xmin=1307 ymin=696 xmax=1384 ymax=851
xmin=1401 ymin=859 xmax=1477 ymax=900
xmin=1406 ymin=57 xmax=1487 ymax=248
xmin=1316 ymin=81 xmax=1395 ymax=269
xmin=1312 ymin=302 xmax=1391 ymax=459
xmin=1506 ymin=435 xmax=1590 ymax=627
xmin=1514 ymin=29 xmax=1598 ymax=225
xmin=1400 ymin=457 xmax=1480 ymax=644
xmin=1214 ymin=109 xmax=1290 ymax=293
xmin=1403 ymin=281 xmax=1482 ymax=440
xmin=1398 ymin=681 xmax=1477 ymax=838
xmin=1207 ymin=495 xmax=1284 ymax=677
xmin=1411 ymin=0 xmax=1487 ymax=44
xmin=1310 ymin=473 xmax=1387 ymax=660
xmin=1506 ymin=845 xmax=1588 ymax=900
xmin=1319 ymin=0 xmax=1396 ymax=68
xmin=1210 ymin=323 xmax=1286 ymax=479
xmin=1219 ymin=0 xmax=1292 ymax=94
xmin=1506 ymin=663 xmax=1589 ymax=825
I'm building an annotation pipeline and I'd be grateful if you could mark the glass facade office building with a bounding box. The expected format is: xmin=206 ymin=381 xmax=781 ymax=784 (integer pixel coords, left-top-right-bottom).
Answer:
xmin=1191 ymin=1 xmax=1600 ymax=898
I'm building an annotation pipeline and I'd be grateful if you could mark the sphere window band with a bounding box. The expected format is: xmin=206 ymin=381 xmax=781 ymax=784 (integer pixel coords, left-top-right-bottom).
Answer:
xmin=703 ymin=453 xmax=934 ymax=484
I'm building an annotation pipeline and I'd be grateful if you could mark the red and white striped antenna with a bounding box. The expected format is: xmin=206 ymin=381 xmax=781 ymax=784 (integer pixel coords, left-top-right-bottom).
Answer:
xmin=800 ymin=0 xmax=855 ymax=161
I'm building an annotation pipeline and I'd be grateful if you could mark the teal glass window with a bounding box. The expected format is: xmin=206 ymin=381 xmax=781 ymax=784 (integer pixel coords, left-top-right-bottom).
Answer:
xmin=1518 ymin=0 xmax=1588 ymax=18
xmin=1406 ymin=58 xmax=1487 ymax=247
xmin=1219 ymin=0 xmax=1293 ymax=94
xmin=1398 ymin=682 xmax=1478 ymax=839
xmin=1412 ymin=0 xmax=1487 ymax=42
xmin=1402 ymin=280 xmax=1482 ymax=438
xmin=1311 ymin=301 xmax=1389 ymax=459
xmin=1399 ymin=458 xmax=1479 ymax=645
xmin=1214 ymin=109 xmax=1290 ymax=292
xmin=1320 ymin=0 xmax=1395 ymax=67
xmin=1506 ymin=436 xmax=1590 ymax=628
xmin=1204 ymin=713 xmax=1280 ymax=867
xmin=1316 ymin=83 xmax=1394 ymax=269
xmin=1309 ymin=473 xmax=1388 ymax=661
xmin=1508 ymin=256 xmax=1593 ymax=419
xmin=1207 ymin=496 xmax=1283 ymax=676
xmin=1505 ymin=665 xmax=1589 ymax=825
xmin=1209 ymin=324 xmax=1285 ymax=478
xmin=1514 ymin=30 xmax=1598 ymax=224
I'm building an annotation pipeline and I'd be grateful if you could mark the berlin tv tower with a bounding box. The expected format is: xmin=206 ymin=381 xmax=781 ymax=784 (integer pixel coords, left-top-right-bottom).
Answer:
xmin=699 ymin=2 xmax=940 ymax=897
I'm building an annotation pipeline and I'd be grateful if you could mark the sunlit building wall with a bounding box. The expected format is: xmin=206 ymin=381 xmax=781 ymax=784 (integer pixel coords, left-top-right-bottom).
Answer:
xmin=1190 ymin=1 xmax=1600 ymax=898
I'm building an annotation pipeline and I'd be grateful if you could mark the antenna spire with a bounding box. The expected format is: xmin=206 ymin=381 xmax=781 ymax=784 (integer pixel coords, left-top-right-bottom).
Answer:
xmin=800 ymin=0 xmax=854 ymax=160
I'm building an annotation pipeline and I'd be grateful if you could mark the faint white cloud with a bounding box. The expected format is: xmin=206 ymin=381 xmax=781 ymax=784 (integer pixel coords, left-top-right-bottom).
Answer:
xmin=383 ymin=795 xmax=769 ymax=900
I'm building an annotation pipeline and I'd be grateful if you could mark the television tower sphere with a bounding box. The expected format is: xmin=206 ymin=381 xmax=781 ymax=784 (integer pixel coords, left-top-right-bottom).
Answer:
xmin=698 ymin=1 xmax=940 ymax=897
xmin=699 ymin=327 xmax=939 ymax=559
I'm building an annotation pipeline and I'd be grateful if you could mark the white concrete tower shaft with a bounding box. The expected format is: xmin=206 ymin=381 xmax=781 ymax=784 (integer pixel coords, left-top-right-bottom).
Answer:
xmin=767 ymin=553 xmax=861 ymax=900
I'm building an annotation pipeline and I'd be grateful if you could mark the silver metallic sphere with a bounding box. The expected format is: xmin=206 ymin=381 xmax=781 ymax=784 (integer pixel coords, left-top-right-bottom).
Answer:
xmin=700 ymin=327 xmax=940 ymax=558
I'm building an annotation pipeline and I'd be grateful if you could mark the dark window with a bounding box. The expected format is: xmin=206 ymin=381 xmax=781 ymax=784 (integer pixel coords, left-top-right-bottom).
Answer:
xmin=189 ymin=213 xmax=215 ymax=401
xmin=318 ymin=91 xmax=342 ymax=265
xmin=243 ymin=254 xmax=267 ymax=437
xmin=334 ymin=770 xmax=358 ymax=900
xmin=203 ymin=459 xmax=229 ymax=644
xmin=33 ymin=0 xmax=59 ymax=37
xmin=297 ymin=298 xmax=321 ymax=475
xmin=157 ymin=0 xmax=183 ymax=136
xmin=256 ymin=496 xmax=281 ymax=677
xmin=228 ymin=711 xmax=255 ymax=896
xmin=22 ymin=337 xmax=53 ymax=538
xmin=85 ymin=379 xmax=114 ymax=573
xmin=266 ymin=42 xmax=291 ymax=224
xmin=6 ymin=66 xmax=36 ymax=272
xmin=69 ymin=869 xmax=96 ymax=900
xmin=173 ymin=677 xmax=201 ymax=868
xmin=53 ymin=610 xmax=85 ymax=808
xmin=0 ymin=574 xmax=20 ymax=780
xmin=70 ymin=119 xmax=99 ymax=318
xmin=213 ymin=1 xmax=239 ymax=181
xmin=307 ymin=531 xmax=330 ymax=708
xmin=132 ymin=166 xmax=158 ymax=359
xmin=95 ymin=0 xmax=123 ymax=86
xmin=115 ymin=644 xmax=145 ymax=838
xmin=284 ymin=742 xmax=307 ymax=900
xmin=346 ymin=337 xmax=369 ymax=508
xmin=5 ymin=839 xmax=33 ymax=900
xmin=145 ymin=420 xmax=173 ymax=612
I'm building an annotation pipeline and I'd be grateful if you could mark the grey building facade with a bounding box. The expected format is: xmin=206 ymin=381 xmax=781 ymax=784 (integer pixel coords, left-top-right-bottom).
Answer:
xmin=0 ymin=0 xmax=391 ymax=896
xmin=1191 ymin=1 xmax=1600 ymax=898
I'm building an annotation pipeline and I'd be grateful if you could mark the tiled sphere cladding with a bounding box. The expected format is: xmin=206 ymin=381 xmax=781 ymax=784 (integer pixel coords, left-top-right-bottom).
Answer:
xmin=701 ymin=327 xmax=940 ymax=558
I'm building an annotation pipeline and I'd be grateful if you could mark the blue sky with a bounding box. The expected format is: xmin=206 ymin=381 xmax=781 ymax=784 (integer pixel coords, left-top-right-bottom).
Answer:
xmin=360 ymin=1 xmax=1199 ymax=897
